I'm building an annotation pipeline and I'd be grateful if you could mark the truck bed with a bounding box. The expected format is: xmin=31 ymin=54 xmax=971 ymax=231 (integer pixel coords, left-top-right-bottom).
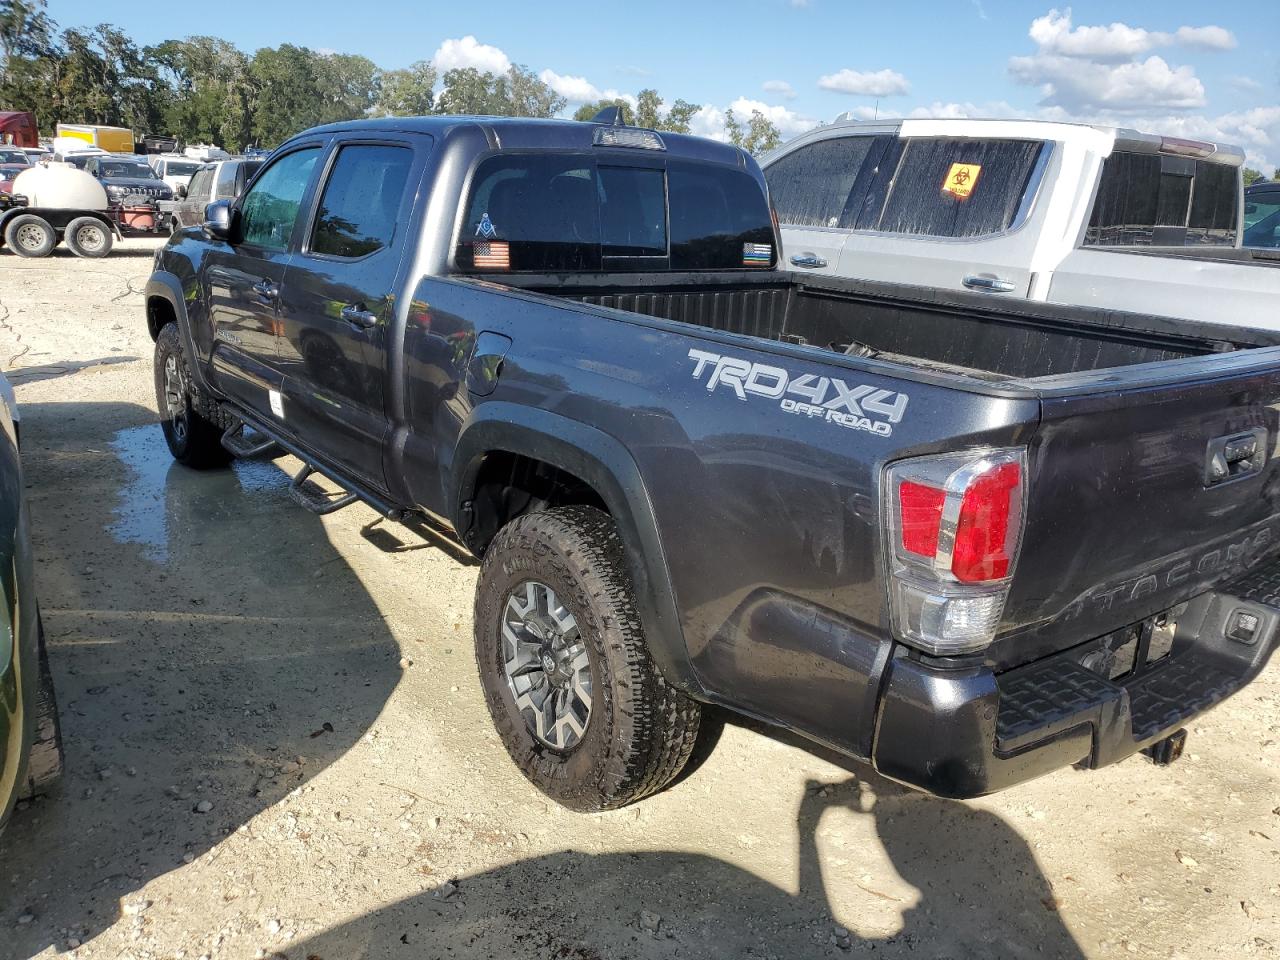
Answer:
xmin=508 ymin=271 xmax=1279 ymax=383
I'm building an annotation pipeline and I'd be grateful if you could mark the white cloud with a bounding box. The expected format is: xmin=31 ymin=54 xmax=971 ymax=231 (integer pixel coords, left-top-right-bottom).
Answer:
xmin=1027 ymin=9 xmax=1236 ymax=61
xmin=537 ymin=69 xmax=635 ymax=106
xmin=817 ymin=68 xmax=910 ymax=97
xmin=691 ymin=97 xmax=819 ymax=143
xmin=1173 ymin=25 xmax=1236 ymax=51
xmin=1010 ymin=52 xmax=1204 ymax=112
xmin=762 ymin=80 xmax=797 ymax=100
xmin=432 ymin=36 xmax=511 ymax=74
xmin=1229 ymin=75 xmax=1264 ymax=93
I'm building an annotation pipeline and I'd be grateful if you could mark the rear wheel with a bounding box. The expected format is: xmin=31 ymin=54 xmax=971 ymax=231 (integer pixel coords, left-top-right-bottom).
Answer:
xmin=4 ymin=214 xmax=56 ymax=258
xmin=154 ymin=323 xmax=232 ymax=469
xmin=64 ymin=216 xmax=112 ymax=258
xmin=474 ymin=506 xmax=701 ymax=811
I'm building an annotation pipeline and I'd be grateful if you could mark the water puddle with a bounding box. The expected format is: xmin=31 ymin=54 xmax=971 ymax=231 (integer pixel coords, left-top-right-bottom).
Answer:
xmin=108 ymin=424 xmax=292 ymax=563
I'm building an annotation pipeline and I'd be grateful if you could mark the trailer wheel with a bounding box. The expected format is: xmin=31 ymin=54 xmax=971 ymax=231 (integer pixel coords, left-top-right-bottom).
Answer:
xmin=65 ymin=217 xmax=112 ymax=258
xmin=4 ymin=215 xmax=56 ymax=258
xmin=474 ymin=506 xmax=701 ymax=811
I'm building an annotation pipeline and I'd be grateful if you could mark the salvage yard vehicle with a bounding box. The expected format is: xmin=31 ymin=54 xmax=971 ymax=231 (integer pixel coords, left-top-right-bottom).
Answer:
xmin=146 ymin=115 xmax=1280 ymax=811
xmin=762 ymin=118 xmax=1280 ymax=327
xmin=0 ymin=373 xmax=63 ymax=834
xmin=1 ymin=165 xmax=119 ymax=258
xmin=167 ymin=156 xmax=263 ymax=231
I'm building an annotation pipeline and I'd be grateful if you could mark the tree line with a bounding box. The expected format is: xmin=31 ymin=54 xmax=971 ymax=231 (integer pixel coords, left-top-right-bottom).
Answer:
xmin=0 ymin=0 xmax=782 ymax=153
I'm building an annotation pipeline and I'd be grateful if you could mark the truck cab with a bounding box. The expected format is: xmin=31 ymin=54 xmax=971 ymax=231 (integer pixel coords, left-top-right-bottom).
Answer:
xmin=762 ymin=118 xmax=1277 ymax=328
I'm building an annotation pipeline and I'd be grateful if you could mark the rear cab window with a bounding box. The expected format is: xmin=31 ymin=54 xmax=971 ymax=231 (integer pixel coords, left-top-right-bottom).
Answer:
xmin=1086 ymin=152 xmax=1239 ymax=247
xmin=454 ymin=152 xmax=776 ymax=273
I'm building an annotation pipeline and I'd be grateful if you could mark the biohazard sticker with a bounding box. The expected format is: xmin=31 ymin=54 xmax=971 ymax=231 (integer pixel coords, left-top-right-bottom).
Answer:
xmin=942 ymin=163 xmax=981 ymax=199
xmin=476 ymin=212 xmax=498 ymax=238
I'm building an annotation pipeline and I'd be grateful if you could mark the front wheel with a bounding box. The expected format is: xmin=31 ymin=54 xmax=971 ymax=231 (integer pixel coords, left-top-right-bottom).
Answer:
xmin=474 ymin=506 xmax=701 ymax=811
xmin=4 ymin=214 xmax=56 ymax=258
xmin=153 ymin=323 xmax=232 ymax=469
xmin=64 ymin=216 xmax=113 ymax=258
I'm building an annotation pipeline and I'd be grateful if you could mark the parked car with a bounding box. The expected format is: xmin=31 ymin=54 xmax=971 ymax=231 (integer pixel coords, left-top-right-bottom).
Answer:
xmin=0 ymin=372 xmax=63 ymax=834
xmin=146 ymin=115 xmax=1280 ymax=811
xmin=761 ymin=118 xmax=1280 ymax=327
xmin=168 ymin=156 xmax=262 ymax=230
xmin=1244 ymin=180 xmax=1280 ymax=250
xmin=148 ymin=154 xmax=202 ymax=197
xmin=82 ymin=153 xmax=173 ymax=233
xmin=0 ymin=146 xmax=31 ymax=193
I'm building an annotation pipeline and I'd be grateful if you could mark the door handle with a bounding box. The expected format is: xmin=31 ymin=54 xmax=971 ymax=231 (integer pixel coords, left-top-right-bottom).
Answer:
xmin=789 ymin=253 xmax=828 ymax=269
xmin=251 ymin=278 xmax=278 ymax=299
xmin=340 ymin=304 xmax=379 ymax=329
xmin=962 ymin=274 xmax=1016 ymax=293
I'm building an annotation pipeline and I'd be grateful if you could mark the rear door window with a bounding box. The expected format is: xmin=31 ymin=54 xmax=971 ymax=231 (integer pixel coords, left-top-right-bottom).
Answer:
xmin=1086 ymin=152 xmax=1238 ymax=247
xmin=871 ymin=138 xmax=1046 ymax=239
xmin=309 ymin=144 xmax=414 ymax=259
xmin=456 ymin=153 xmax=776 ymax=273
xmin=1244 ymin=190 xmax=1280 ymax=249
xmin=187 ymin=167 xmax=214 ymax=202
xmin=765 ymin=135 xmax=877 ymax=228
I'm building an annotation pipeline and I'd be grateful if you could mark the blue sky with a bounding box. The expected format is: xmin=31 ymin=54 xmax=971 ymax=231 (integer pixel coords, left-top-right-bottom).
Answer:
xmin=48 ymin=1 xmax=1280 ymax=168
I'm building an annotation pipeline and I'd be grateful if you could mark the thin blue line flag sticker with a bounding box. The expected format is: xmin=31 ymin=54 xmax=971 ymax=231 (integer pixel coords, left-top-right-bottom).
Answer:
xmin=743 ymin=242 xmax=772 ymax=266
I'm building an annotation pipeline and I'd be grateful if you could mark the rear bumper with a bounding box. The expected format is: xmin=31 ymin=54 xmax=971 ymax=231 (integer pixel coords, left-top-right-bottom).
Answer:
xmin=871 ymin=562 xmax=1280 ymax=798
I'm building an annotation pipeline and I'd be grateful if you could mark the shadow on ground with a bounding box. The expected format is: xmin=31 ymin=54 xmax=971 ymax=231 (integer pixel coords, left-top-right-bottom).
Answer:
xmin=290 ymin=773 xmax=1086 ymax=959
xmin=0 ymin=401 xmax=401 ymax=954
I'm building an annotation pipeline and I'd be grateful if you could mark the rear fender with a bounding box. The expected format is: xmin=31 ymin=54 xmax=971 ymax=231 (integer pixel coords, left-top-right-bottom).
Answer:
xmin=145 ymin=271 xmax=217 ymax=397
xmin=450 ymin=402 xmax=702 ymax=696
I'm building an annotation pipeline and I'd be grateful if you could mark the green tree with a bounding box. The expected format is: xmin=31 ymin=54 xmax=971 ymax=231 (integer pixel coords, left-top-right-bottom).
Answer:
xmin=661 ymin=98 xmax=699 ymax=134
xmin=1244 ymin=167 xmax=1264 ymax=186
xmin=635 ymin=88 xmax=661 ymax=129
xmin=0 ymin=0 xmax=53 ymax=81
xmin=632 ymin=88 xmax=700 ymax=132
xmin=573 ymin=98 xmax=633 ymax=123
xmin=1273 ymin=167 xmax=1280 ymax=182
xmin=150 ymin=36 xmax=253 ymax=149
xmin=376 ymin=59 xmax=436 ymax=116
xmin=744 ymin=110 xmax=781 ymax=155
xmin=723 ymin=107 xmax=744 ymax=147
xmin=499 ymin=64 xmax=565 ymax=118
xmin=436 ymin=66 xmax=502 ymax=115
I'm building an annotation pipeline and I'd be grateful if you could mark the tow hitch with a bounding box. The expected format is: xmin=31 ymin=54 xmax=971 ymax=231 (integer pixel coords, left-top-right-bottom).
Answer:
xmin=1142 ymin=728 xmax=1188 ymax=766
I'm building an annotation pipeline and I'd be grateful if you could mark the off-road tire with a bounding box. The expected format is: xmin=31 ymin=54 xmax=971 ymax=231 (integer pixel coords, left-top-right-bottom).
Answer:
xmin=4 ymin=214 xmax=56 ymax=258
xmin=64 ymin=216 xmax=113 ymax=258
xmin=20 ymin=615 xmax=64 ymax=800
xmin=475 ymin=505 xmax=701 ymax=811
xmin=154 ymin=322 xmax=233 ymax=469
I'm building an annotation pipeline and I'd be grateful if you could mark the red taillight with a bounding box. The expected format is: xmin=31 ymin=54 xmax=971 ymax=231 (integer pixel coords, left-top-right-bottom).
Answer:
xmin=951 ymin=462 xmax=1020 ymax=582
xmin=899 ymin=481 xmax=946 ymax=557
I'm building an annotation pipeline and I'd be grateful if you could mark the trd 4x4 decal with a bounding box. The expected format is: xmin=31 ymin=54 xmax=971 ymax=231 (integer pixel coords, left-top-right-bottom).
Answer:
xmin=687 ymin=348 xmax=908 ymax=437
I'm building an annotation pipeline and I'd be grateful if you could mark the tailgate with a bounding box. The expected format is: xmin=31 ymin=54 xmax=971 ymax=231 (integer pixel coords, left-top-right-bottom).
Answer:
xmin=990 ymin=357 xmax=1280 ymax=670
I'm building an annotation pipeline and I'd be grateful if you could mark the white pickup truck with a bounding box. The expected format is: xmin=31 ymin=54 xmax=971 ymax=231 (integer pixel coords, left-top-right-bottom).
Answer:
xmin=761 ymin=118 xmax=1279 ymax=328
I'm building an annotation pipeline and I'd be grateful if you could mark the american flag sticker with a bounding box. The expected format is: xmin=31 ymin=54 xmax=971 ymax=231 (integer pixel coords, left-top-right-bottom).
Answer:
xmin=473 ymin=240 xmax=510 ymax=270
xmin=742 ymin=242 xmax=772 ymax=266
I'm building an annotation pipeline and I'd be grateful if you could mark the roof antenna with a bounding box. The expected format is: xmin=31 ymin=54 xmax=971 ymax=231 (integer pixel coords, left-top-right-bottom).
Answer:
xmin=591 ymin=105 xmax=626 ymax=126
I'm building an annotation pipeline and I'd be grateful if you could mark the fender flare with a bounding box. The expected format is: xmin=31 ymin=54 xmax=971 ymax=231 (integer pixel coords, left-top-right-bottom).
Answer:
xmin=450 ymin=402 xmax=703 ymax=697
xmin=145 ymin=270 xmax=217 ymax=396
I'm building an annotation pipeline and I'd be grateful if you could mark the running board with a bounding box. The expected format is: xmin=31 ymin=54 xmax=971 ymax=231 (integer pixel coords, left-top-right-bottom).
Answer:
xmin=221 ymin=422 xmax=278 ymax=458
xmin=290 ymin=465 xmax=359 ymax=515
xmin=222 ymin=407 xmax=407 ymax=522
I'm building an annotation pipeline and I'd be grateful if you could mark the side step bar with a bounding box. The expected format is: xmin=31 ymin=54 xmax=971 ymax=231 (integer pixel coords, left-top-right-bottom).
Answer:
xmin=221 ymin=422 xmax=278 ymax=458
xmin=225 ymin=406 xmax=408 ymax=522
xmin=290 ymin=465 xmax=359 ymax=515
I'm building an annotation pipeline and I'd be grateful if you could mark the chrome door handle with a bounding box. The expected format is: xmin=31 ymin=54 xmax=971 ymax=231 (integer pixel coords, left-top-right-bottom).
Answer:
xmin=251 ymin=278 xmax=278 ymax=299
xmin=963 ymin=274 xmax=1016 ymax=293
xmin=340 ymin=304 xmax=378 ymax=328
xmin=789 ymin=253 xmax=828 ymax=269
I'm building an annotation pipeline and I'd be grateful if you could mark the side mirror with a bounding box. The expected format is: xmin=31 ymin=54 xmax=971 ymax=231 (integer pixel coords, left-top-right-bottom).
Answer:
xmin=203 ymin=199 xmax=235 ymax=241
xmin=176 ymin=184 xmax=188 ymax=199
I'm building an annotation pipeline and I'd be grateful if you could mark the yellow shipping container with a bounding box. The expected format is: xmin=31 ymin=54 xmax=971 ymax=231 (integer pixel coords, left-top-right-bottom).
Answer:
xmin=55 ymin=124 xmax=135 ymax=154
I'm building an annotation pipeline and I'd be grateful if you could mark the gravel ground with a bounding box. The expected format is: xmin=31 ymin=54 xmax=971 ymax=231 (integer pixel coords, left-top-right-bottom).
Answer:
xmin=0 ymin=238 xmax=1276 ymax=960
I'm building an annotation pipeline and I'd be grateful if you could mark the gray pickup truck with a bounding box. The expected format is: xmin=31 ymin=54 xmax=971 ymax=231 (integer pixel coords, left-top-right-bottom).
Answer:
xmin=145 ymin=115 xmax=1280 ymax=811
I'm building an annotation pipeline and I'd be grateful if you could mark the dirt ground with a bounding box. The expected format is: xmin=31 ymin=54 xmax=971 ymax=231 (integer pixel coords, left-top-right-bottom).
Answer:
xmin=0 ymin=237 xmax=1276 ymax=960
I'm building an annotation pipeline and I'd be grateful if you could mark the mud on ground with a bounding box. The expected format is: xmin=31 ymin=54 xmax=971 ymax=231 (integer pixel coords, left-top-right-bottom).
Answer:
xmin=0 ymin=238 xmax=1277 ymax=960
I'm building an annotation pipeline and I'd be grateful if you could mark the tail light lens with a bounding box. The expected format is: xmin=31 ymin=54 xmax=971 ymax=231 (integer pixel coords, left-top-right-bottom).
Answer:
xmin=884 ymin=448 xmax=1027 ymax=655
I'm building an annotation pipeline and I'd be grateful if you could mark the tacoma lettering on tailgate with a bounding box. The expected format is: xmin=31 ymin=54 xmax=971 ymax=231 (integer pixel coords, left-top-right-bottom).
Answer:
xmin=687 ymin=348 xmax=909 ymax=437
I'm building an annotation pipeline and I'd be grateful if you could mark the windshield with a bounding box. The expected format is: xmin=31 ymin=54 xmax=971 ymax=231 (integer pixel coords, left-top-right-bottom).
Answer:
xmin=163 ymin=160 xmax=200 ymax=177
xmin=99 ymin=160 xmax=157 ymax=179
xmin=0 ymin=149 xmax=28 ymax=165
